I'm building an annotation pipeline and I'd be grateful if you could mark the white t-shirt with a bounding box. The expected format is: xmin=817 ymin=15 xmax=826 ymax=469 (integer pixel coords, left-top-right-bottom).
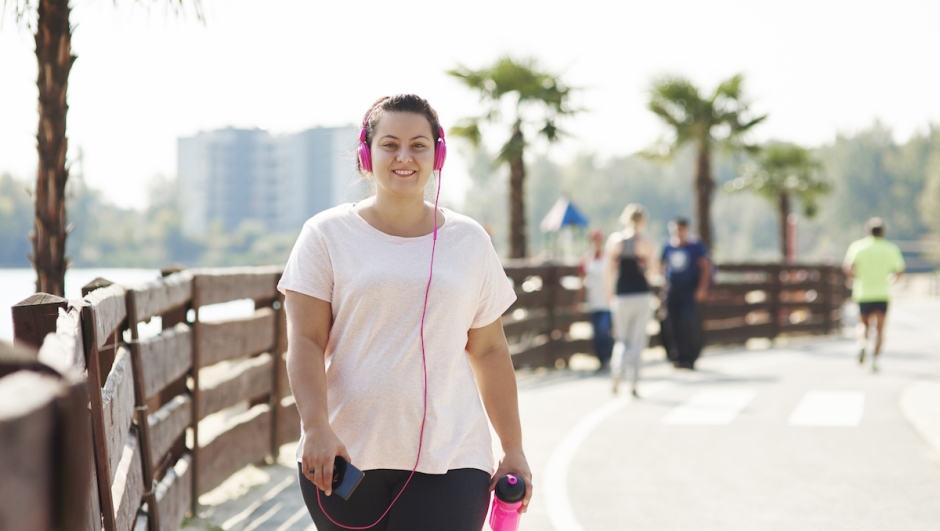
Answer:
xmin=277 ymin=203 xmax=516 ymax=475
xmin=581 ymin=254 xmax=608 ymax=311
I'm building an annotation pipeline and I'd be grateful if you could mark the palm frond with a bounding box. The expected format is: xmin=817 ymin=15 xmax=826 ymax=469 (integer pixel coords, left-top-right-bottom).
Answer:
xmin=447 ymin=55 xmax=579 ymax=164
xmin=448 ymin=119 xmax=483 ymax=149
xmin=713 ymin=73 xmax=744 ymax=101
xmin=731 ymin=143 xmax=831 ymax=211
xmin=2 ymin=0 xmax=34 ymax=28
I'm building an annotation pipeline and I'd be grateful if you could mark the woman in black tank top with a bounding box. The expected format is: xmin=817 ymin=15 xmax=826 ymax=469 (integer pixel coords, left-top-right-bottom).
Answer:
xmin=616 ymin=236 xmax=650 ymax=295
xmin=607 ymin=204 xmax=656 ymax=397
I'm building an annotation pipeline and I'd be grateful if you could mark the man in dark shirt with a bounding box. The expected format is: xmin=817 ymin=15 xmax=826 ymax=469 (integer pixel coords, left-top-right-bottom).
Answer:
xmin=660 ymin=218 xmax=711 ymax=369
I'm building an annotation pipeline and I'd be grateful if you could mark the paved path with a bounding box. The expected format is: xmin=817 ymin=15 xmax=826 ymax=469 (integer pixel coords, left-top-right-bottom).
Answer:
xmin=185 ymin=296 xmax=940 ymax=531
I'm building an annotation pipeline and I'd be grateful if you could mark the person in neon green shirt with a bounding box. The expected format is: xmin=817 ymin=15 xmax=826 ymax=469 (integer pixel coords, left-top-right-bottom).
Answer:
xmin=843 ymin=218 xmax=905 ymax=371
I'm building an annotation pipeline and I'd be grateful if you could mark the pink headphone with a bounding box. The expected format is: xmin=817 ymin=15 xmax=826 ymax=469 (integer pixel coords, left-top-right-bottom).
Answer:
xmin=358 ymin=114 xmax=447 ymax=173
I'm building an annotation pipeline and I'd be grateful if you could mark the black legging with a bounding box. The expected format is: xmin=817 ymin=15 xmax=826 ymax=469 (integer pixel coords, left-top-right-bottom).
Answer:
xmin=298 ymin=464 xmax=491 ymax=531
xmin=665 ymin=296 xmax=703 ymax=366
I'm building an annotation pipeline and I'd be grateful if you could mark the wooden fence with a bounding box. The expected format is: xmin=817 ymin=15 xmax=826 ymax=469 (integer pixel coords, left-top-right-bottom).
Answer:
xmin=700 ymin=263 xmax=847 ymax=344
xmin=500 ymin=261 xmax=848 ymax=369
xmin=2 ymin=261 xmax=846 ymax=530
xmin=6 ymin=267 xmax=295 ymax=531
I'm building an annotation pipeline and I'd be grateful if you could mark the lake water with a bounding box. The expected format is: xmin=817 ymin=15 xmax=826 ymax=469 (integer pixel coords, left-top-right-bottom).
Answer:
xmin=1 ymin=268 xmax=163 ymax=342
xmin=2 ymin=268 xmax=262 ymax=343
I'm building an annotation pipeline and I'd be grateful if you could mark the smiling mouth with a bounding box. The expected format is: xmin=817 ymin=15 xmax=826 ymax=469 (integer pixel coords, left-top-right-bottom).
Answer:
xmin=392 ymin=170 xmax=416 ymax=177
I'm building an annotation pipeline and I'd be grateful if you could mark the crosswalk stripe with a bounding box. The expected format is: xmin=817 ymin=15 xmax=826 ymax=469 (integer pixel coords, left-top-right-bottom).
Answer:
xmin=789 ymin=391 xmax=865 ymax=426
xmin=662 ymin=389 xmax=757 ymax=425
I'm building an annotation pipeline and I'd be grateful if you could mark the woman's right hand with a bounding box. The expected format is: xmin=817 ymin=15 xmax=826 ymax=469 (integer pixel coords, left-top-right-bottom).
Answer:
xmin=300 ymin=424 xmax=351 ymax=496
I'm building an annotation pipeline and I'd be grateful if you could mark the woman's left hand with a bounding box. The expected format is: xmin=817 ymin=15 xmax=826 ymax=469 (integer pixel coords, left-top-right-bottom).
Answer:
xmin=491 ymin=449 xmax=534 ymax=513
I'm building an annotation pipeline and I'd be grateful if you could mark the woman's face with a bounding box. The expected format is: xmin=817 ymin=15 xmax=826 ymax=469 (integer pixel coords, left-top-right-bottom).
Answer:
xmin=369 ymin=111 xmax=436 ymax=200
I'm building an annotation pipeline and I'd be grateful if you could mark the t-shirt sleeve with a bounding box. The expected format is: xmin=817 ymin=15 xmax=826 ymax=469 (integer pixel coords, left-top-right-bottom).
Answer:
xmin=277 ymin=220 xmax=333 ymax=302
xmin=843 ymin=242 xmax=859 ymax=268
xmin=893 ymin=245 xmax=906 ymax=272
xmin=471 ymin=243 xmax=517 ymax=329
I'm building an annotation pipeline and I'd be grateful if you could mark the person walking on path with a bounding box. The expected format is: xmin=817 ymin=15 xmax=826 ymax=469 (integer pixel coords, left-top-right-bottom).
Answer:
xmin=606 ymin=204 xmax=657 ymax=396
xmin=278 ymin=94 xmax=532 ymax=531
xmin=660 ymin=218 xmax=711 ymax=370
xmin=579 ymin=230 xmax=614 ymax=373
xmin=843 ymin=217 xmax=906 ymax=372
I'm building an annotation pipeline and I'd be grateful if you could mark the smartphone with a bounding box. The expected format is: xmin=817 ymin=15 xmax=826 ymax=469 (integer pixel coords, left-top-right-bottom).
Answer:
xmin=332 ymin=456 xmax=365 ymax=500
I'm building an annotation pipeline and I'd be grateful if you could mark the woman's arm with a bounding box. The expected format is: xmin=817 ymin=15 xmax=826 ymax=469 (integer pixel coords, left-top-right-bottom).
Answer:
xmin=284 ymin=290 xmax=350 ymax=496
xmin=466 ymin=318 xmax=533 ymax=512
xmin=605 ymin=237 xmax=623 ymax=303
xmin=637 ymin=236 xmax=660 ymax=285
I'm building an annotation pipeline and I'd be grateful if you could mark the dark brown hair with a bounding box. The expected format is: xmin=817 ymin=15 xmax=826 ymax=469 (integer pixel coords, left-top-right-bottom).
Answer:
xmin=867 ymin=217 xmax=885 ymax=237
xmin=356 ymin=94 xmax=442 ymax=175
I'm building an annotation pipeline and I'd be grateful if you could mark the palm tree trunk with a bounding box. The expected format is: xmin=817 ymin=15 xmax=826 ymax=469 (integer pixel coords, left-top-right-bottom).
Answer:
xmin=508 ymin=126 xmax=527 ymax=259
xmin=694 ymin=141 xmax=714 ymax=251
xmin=31 ymin=0 xmax=74 ymax=296
xmin=778 ymin=192 xmax=790 ymax=262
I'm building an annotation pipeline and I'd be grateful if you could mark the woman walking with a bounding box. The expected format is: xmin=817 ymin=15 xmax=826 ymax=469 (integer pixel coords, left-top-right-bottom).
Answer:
xmin=579 ymin=229 xmax=614 ymax=372
xmin=278 ymin=94 xmax=532 ymax=530
xmin=607 ymin=204 xmax=657 ymax=397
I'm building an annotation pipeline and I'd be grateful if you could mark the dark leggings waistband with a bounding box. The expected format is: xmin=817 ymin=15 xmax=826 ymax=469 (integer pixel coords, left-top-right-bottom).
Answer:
xmin=298 ymin=464 xmax=491 ymax=531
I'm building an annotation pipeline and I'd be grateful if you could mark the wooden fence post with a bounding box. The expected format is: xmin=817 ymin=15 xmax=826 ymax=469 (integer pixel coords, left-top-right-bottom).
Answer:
xmin=768 ymin=264 xmax=782 ymax=341
xmin=54 ymin=378 xmax=96 ymax=531
xmin=126 ymin=290 xmax=161 ymax=531
xmin=189 ymin=279 xmax=202 ymax=518
xmin=545 ymin=264 xmax=558 ymax=368
xmin=270 ymin=291 xmax=286 ymax=460
xmin=822 ymin=266 xmax=834 ymax=334
xmin=12 ymin=293 xmax=68 ymax=350
xmin=0 ymin=346 xmax=59 ymax=531
xmin=79 ymin=303 xmax=118 ymax=531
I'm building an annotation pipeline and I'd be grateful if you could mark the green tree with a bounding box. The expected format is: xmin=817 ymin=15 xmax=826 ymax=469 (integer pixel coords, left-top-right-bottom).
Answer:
xmin=0 ymin=173 xmax=34 ymax=266
xmin=647 ymin=74 xmax=766 ymax=251
xmin=919 ymin=164 xmax=940 ymax=232
xmin=5 ymin=0 xmax=202 ymax=294
xmin=726 ymin=143 xmax=830 ymax=260
xmin=448 ymin=56 xmax=578 ymax=258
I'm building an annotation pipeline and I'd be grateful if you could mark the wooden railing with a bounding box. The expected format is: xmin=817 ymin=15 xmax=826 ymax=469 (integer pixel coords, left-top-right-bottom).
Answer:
xmin=500 ymin=261 xmax=848 ymax=369
xmin=502 ymin=262 xmax=590 ymax=370
xmin=701 ymin=263 xmax=848 ymax=344
xmin=1 ymin=261 xmax=846 ymax=530
xmin=6 ymin=267 xmax=295 ymax=531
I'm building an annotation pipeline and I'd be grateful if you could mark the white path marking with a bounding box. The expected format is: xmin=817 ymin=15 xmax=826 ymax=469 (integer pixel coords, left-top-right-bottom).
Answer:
xmin=222 ymin=476 xmax=294 ymax=530
xmin=244 ymin=502 xmax=283 ymax=531
xmin=275 ymin=507 xmax=310 ymax=531
xmin=544 ymin=395 xmax=630 ymax=531
xmin=662 ymin=389 xmax=757 ymax=425
xmin=544 ymin=381 xmax=672 ymax=531
xmin=789 ymin=391 xmax=865 ymax=427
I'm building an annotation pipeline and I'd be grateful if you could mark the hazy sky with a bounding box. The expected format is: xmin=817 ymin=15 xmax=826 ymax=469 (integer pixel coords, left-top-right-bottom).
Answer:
xmin=2 ymin=0 xmax=938 ymax=210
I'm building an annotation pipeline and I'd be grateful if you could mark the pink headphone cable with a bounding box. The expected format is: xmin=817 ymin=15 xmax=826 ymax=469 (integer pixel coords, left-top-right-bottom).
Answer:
xmin=316 ymin=169 xmax=443 ymax=529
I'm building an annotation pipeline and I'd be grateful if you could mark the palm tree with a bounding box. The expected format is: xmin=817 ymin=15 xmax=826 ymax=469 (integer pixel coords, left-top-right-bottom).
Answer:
xmin=448 ymin=56 xmax=578 ymax=258
xmin=726 ymin=143 xmax=830 ymax=260
xmin=5 ymin=0 xmax=201 ymax=295
xmin=647 ymin=74 xmax=766 ymax=251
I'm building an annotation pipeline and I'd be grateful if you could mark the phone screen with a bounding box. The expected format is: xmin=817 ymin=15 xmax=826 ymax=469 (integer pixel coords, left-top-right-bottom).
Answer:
xmin=332 ymin=456 xmax=365 ymax=500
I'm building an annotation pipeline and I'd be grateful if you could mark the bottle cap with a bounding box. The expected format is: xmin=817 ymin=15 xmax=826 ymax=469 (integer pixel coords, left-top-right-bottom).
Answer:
xmin=495 ymin=475 xmax=526 ymax=503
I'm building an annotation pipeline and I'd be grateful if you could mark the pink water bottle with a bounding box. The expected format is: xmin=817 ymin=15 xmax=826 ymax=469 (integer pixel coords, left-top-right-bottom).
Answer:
xmin=489 ymin=474 xmax=526 ymax=531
